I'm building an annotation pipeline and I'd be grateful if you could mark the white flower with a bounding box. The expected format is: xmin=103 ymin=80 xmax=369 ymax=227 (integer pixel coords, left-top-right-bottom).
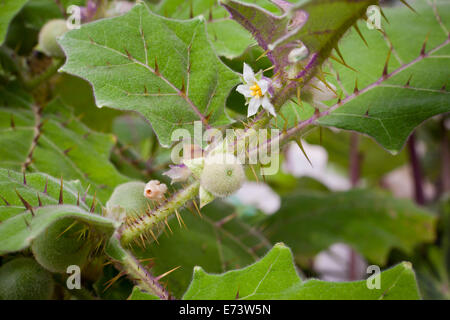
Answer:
xmin=282 ymin=140 xmax=351 ymax=191
xmin=143 ymin=180 xmax=167 ymax=201
xmin=236 ymin=63 xmax=276 ymax=118
xmin=163 ymin=165 xmax=191 ymax=184
xmin=234 ymin=182 xmax=281 ymax=215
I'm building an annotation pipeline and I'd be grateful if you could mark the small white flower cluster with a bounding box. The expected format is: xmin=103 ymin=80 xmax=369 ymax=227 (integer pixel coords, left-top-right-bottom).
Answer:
xmin=237 ymin=63 xmax=276 ymax=118
xmin=236 ymin=63 xmax=338 ymax=117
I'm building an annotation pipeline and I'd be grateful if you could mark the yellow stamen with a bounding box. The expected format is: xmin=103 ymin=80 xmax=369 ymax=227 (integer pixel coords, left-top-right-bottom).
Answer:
xmin=250 ymin=84 xmax=262 ymax=97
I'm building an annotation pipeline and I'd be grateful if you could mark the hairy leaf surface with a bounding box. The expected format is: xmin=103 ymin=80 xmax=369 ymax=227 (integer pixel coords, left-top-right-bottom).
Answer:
xmin=59 ymin=3 xmax=239 ymax=147
xmin=183 ymin=243 xmax=421 ymax=299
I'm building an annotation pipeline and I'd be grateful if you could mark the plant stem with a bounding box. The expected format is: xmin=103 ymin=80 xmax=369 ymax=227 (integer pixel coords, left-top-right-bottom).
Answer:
xmin=24 ymin=58 xmax=64 ymax=90
xmin=407 ymin=132 xmax=425 ymax=205
xmin=119 ymin=181 xmax=200 ymax=246
xmin=106 ymin=235 xmax=169 ymax=300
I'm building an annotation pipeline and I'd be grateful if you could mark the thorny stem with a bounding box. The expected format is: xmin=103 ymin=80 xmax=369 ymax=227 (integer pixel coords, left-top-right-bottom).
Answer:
xmin=107 ymin=235 xmax=169 ymax=300
xmin=24 ymin=58 xmax=64 ymax=90
xmin=119 ymin=181 xmax=200 ymax=246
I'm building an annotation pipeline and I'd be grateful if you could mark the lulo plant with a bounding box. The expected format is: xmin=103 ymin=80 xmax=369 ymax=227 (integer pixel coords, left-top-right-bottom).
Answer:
xmin=0 ymin=0 xmax=448 ymax=300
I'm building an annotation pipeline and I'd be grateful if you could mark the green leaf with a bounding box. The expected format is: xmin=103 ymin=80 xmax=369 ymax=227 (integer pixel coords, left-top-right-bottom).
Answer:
xmin=0 ymin=0 xmax=28 ymax=45
xmin=263 ymin=189 xmax=436 ymax=265
xmin=318 ymin=1 xmax=450 ymax=153
xmin=151 ymin=0 xmax=281 ymax=58
xmin=0 ymin=168 xmax=96 ymax=222
xmin=59 ymin=3 xmax=239 ymax=147
xmin=132 ymin=201 xmax=271 ymax=298
xmin=0 ymin=84 xmax=129 ymax=203
xmin=128 ymin=286 xmax=160 ymax=300
xmin=0 ymin=204 xmax=118 ymax=255
xmin=183 ymin=243 xmax=421 ymax=299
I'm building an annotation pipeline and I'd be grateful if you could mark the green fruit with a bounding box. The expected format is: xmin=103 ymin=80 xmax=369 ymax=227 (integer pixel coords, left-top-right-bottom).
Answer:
xmin=106 ymin=181 xmax=153 ymax=220
xmin=32 ymin=218 xmax=91 ymax=273
xmin=200 ymin=153 xmax=245 ymax=197
xmin=0 ymin=257 xmax=54 ymax=300
xmin=38 ymin=19 xmax=69 ymax=58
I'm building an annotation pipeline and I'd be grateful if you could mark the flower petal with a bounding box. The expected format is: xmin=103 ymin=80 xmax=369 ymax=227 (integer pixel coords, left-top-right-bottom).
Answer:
xmin=236 ymin=84 xmax=253 ymax=98
xmin=247 ymin=97 xmax=261 ymax=117
xmin=243 ymin=63 xmax=256 ymax=84
xmin=258 ymin=79 xmax=270 ymax=95
xmin=261 ymin=96 xmax=276 ymax=117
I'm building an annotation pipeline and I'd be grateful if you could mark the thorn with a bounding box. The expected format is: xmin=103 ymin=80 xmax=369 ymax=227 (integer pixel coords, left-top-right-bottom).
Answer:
xmin=155 ymin=266 xmax=181 ymax=281
xmin=63 ymin=146 xmax=74 ymax=155
xmin=148 ymin=229 xmax=159 ymax=244
xmin=0 ymin=194 xmax=10 ymax=206
xmin=329 ymin=55 xmax=357 ymax=72
xmin=82 ymin=185 xmax=90 ymax=203
xmin=189 ymin=0 xmax=193 ymax=18
xmin=90 ymin=191 xmax=97 ymax=213
xmin=124 ymin=47 xmax=133 ymax=60
xmin=353 ymin=23 xmax=368 ymax=47
xmin=420 ymin=33 xmax=430 ymax=56
xmin=10 ymin=115 xmax=15 ymax=129
xmin=164 ymin=218 xmax=173 ymax=234
xmin=175 ymin=209 xmax=186 ymax=228
xmin=334 ymin=45 xmax=346 ymax=63
xmin=37 ymin=193 xmax=42 ymax=207
xmin=294 ymin=138 xmax=312 ymax=167
xmin=256 ymin=49 xmax=270 ymax=61
xmin=353 ymin=78 xmax=359 ymax=94
xmin=263 ymin=65 xmax=275 ymax=72
xmin=59 ymin=176 xmax=64 ymax=204
xmin=400 ymin=0 xmax=416 ymax=13
xmin=235 ymin=287 xmax=240 ymax=300
xmin=103 ymin=271 xmax=126 ymax=292
xmin=154 ymin=57 xmax=159 ymax=75
xmin=43 ymin=177 xmax=48 ymax=194
xmin=380 ymin=8 xmax=389 ymax=24
xmin=382 ymin=47 xmax=392 ymax=77
xmin=208 ymin=7 xmax=213 ymax=22
xmin=15 ymin=189 xmax=34 ymax=216
xmin=77 ymin=192 xmax=80 ymax=206
xmin=192 ymin=200 xmax=202 ymax=218
xmin=23 ymin=172 xmax=27 ymax=185
xmin=405 ymin=74 xmax=413 ymax=87
xmin=180 ymin=78 xmax=186 ymax=94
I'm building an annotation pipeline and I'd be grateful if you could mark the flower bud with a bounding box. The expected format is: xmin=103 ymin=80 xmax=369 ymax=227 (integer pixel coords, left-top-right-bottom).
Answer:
xmin=38 ymin=19 xmax=69 ymax=58
xmin=144 ymin=180 xmax=168 ymax=201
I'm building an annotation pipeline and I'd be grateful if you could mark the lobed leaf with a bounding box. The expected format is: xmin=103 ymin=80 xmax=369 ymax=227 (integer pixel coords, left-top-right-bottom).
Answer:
xmin=183 ymin=243 xmax=421 ymax=299
xmin=0 ymin=204 xmax=118 ymax=255
xmin=318 ymin=1 xmax=450 ymax=152
xmin=59 ymin=3 xmax=240 ymax=147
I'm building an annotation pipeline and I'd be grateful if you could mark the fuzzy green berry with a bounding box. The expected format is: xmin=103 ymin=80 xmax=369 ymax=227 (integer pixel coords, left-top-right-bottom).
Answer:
xmin=200 ymin=153 xmax=245 ymax=197
xmin=106 ymin=181 xmax=154 ymax=221
xmin=31 ymin=218 xmax=91 ymax=273
xmin=0 ymin=257 xmax=54 ymax=300
xmin=38 ymin=19 xmax=69 ymax=58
